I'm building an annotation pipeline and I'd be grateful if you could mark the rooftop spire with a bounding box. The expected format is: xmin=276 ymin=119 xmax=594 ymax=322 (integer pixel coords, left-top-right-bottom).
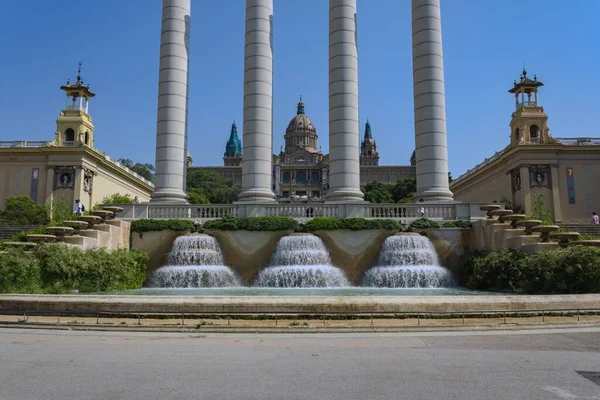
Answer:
xmin=364 ymin=119 xmax=372 ymax=140
xmin=77 ymin=61 xmax=82 ymax=83
xmin=297 ymin=95 xmax=305 ymax=115
xmin=224 ymin=120 xmax=242 ymax=157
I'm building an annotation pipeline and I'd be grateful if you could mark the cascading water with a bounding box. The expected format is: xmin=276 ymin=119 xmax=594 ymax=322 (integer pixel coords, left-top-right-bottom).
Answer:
xmin=362 ymin=233 xmax=454 ymax=288
xmin=254 ymin=234 xmax=350 ymax=288
xmin=151 ymin=234 xmax=241 ymax=288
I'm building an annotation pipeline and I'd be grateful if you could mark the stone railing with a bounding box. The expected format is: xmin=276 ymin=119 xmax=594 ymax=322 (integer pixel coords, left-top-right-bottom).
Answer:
xmin=115 ymin=201 xmax=490 ymax=222
xmin=0 ymin=141 xmax=51 ymax=148
xmin=264 ymin=204 xmax=340 ymax=218
xmin=554 ymin=137 xmax=600 ymax=146
xmin=367 ymin=204 xmax=456 ymax=220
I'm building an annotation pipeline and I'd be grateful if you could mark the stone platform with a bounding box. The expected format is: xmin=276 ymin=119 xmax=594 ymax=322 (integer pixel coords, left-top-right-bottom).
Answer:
xmin=1 ymin=294 xmax=599 ymax=314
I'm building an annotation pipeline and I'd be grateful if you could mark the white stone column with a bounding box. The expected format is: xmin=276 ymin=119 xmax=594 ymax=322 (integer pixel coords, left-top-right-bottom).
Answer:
xmin=327 ymin=0 xmax=364 ymax=202
xmin=411 ymin=0 xmax=453 ymax=202
xmin=151 ymin=0 xmax=191 ymax=204
xmin=238 ymin=0 xmax=275 ymax=203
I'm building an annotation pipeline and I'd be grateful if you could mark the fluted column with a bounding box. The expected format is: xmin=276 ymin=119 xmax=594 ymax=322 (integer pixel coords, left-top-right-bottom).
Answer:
xmin=238 ymin=0 xmax=275 ymax=203
xmin=151 ymin=0 xmax=191 ymax=203
xmin=327 ymin=0 xmax=364 ymax=202
xmin=412 ymin=0 xmax=454 ymax=202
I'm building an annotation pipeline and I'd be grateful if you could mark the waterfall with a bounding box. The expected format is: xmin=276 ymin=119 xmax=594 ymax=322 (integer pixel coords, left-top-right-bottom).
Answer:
xmin=254 ymin=234 xmax=350 ymax=288
xmin=362 ymin=233 xmax=454 ymax=288
xmin=151 ymin=234 xmax=240 ymax=288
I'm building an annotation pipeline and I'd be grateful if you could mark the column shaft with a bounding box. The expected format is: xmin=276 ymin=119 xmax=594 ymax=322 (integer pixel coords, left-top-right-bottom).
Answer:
xmin=151 ymin=0 xmax=191 ymax=203
xmin=411 ymin=0 xmax=453 ymax=202
xmin=238 ymin=0 xmax=275 ymax=203
xmin=327 ymin=0 xmax=364 ymax=202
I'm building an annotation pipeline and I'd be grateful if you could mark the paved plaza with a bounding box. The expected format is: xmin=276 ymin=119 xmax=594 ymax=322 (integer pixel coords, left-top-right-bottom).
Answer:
xmin=1 ymin=327 xmax=599 ymax=399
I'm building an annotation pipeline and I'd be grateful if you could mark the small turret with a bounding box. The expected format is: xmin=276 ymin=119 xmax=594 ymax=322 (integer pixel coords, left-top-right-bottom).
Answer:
xmin=360 ymin=119 xmax=379 ymax=166
xmin=223 ymin=121 xmax=242 ymax=166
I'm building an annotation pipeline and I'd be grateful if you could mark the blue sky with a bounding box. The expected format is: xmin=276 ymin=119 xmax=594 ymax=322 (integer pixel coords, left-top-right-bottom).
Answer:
xmin=0 ymin=1 xmax=598 ymax=177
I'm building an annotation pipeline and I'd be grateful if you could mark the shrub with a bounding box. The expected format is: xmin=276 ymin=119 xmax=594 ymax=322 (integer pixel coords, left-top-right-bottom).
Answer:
xmin=579 ymin=234 xmax=600 ymax=241
xmin=131 ymin=219 xmax=195 ymax=233
xmin=10 ymin=226 xmax=49 ymax=242
xmin=102 ymin=193 xmax=134 ymax=205
xmin=458 ymin=247 xmax=600 ymax=294
xmin=0 ymin=245 xmax=147 ymax=294
xmin=203 ymin=216 xmax=297 ymax=231
xmin=303 ymin=217 xmax=401 ymax=231
xmin=409 ymin=218 xmax=440 ymax=229
xmin=0 ymin=196 xmax=49 ymax=225
xmin=441 ymin=220 xmax=472 ymax=229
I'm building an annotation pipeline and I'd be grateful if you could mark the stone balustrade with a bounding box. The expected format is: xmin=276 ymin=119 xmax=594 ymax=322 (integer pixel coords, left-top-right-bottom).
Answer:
xmin=113 ymin=201 xmax=491 ymax=222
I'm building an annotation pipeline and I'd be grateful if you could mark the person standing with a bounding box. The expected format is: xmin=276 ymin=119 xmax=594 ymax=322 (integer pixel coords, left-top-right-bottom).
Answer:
xmin=592 ymin=212 xmax=599 ymax=225
xmin=74 ymin=199 xmax=84 ymax=216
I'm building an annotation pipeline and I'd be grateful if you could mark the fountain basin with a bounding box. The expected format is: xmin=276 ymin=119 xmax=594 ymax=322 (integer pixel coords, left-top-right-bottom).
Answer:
xmin=362 ymin=265 xmax=454 ymax=288
xmin=549 ymin=232 xmax=580 ymax=247
xmin=152 ymin=265 xmax=241 ymax=288
xmin=531 ymin=225 xmax=560 ymax=242
xmin=516 ymin=220 xmax=543 ymax=235
xmin=254 ymin=265 xmax=350 ymax=288
xmin=479 ymin=204 xmax=502 ymax=219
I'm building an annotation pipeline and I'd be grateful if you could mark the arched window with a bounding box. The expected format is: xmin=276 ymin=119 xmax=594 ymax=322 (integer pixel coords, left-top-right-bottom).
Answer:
xmin=311 ymin=171 xmax=319 ymax=184
xmin=84 ymin=132 xmax=89 ymax=145
xmin=283 ymin=172 xmax=290 ymax=184
xmin=296 ymin=170 xmax=306 ymax=185
xmin=514 ymin=128 xmax=520 ymax=142
xmin=64 ymin=128 xmax=75 ymax=143
xmin=529 ymin=125 xmax=539 ymax=139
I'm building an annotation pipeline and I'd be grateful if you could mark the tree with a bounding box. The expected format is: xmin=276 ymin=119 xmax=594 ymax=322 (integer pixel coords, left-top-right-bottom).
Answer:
xmin=0 ymin=196 xmax=49 ymax=225
xmin=364 ymin=187 xmax=393 ymax=203
xmin=187 ymin=188 xmax=209 ymax=204
xmin=391 ymin=178 xmax=417 ymax=203
xmin=186 ymin=169 xmax=241 ymax=204
xmin=118 ymin=159 xmax=155 ymax=183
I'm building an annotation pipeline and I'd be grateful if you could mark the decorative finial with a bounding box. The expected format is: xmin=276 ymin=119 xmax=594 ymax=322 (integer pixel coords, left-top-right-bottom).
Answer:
xmin=533 ymin=74 xmax=537 ymax=81
xmin=66 ymin=78 xmax=70 ymax=85
xmin=76 ymin=61 xmax=82 ymax=83
xmin=513 ymin=80 xmax=517 ymax=85
xmin=297 ymin=96 xmax=305 ymax=115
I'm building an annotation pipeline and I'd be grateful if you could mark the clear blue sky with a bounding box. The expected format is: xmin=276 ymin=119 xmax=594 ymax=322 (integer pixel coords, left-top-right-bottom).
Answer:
xmin=1 ymin=1 xmax=598 ymax=177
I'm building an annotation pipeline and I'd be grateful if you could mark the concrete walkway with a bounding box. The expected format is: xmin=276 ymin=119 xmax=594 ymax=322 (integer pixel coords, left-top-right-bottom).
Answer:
xmin=1 ymin=327 xmax=599 ymax=399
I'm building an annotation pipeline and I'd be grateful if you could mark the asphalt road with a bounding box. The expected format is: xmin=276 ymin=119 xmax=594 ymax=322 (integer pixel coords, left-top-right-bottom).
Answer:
xmin=1 ymin=328 xmax=599 ymax=400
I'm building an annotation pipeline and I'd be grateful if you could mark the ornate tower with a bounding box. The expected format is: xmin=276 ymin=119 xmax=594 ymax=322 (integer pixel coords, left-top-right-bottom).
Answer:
xmin=508 ymin=69 xmax=554 ymax=146
xmin=55 ymin=62 xmax=95 ymax=148
xmin=224 ymin=121 xmax=242 ymax=167
xmin=360 ymin=120 xmax=379 ymax=166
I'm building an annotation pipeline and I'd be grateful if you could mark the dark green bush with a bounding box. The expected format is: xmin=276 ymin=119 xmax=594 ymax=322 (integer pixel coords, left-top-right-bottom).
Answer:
xmin=131 ymin=219 xmax=195 ymax=233
xmin=10 ymin=226 xmax=49 ymax=242
xmin=0 ymin=196 xmax=49 ymax=225
xmin=304 ymin=217 xmax=401 ymax=231
xmin=0 ymin=245 xmax=147 ymax=294
xmin=441 ymin=220 xmax=472 ymax=229
xmin=409 ymin=218 xmax=440 ymax=229
xmin=458 ymin=246 xmax=600 ymax=294
xmin=203 ymin=216 xmax=297 ymax=231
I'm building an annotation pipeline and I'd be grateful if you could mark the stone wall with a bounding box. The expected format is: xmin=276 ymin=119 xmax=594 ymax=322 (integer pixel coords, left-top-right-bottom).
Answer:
xmin=131 ymin=230 xmax=186 ymax=281
xmin=413 ymin=228 xmax=473 ymax=282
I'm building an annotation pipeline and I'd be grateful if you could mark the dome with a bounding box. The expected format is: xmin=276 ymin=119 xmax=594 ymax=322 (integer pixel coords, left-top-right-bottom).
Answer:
xmin=286 ymin=97 xmax=316 ymax=135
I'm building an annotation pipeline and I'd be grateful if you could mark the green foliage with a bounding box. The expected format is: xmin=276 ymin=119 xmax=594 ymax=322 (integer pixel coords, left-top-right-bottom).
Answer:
xmin=360 ymin=178 xmax=416 ymax=204
xmin=102 ymin=193 xmax=134 ymax=205
xmin=303 ymin=217 xmax=401 ymax=231
xmin=203 ymin=216 xmax=297 ymax=231
xmin=391 ymin=178 xmax=416 ymax=203
xmin=579 ymin=234 xmax=600 ymax=241
xmin=441 ymin=220 xmax=472 ymax=228
xmin=131 ymin=219 xmax=196 ymax=233
xmin=528 ymin=194 xmax=553 ymax=224
xmin=187 ymin=188 xmax=210 ymax=204
xmin=0 ymin=245 xmax=147 ymax=294
xmin=186 ymin=169 xmax=241 ymax=204
xmin=409 ymin=218 xmax=440 ymax=229
xmin=499 ymin=197 xmax=524 ymax=214
xmin=458 ymin=247 xmax=600 ymax=294
xmin=119 ymin=159 xmax=155 ymax=183
xmin=10 ymin=226 xmax=49 ymax=242
xmin=47 ymin=197 xmax=73 ymax=225
xmin=0 ymin=196 xmax=49 ymax=225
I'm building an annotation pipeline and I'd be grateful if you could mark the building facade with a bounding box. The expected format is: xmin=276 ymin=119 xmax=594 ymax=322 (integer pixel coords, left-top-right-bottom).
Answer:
xmin=450 ymin=70 xmax=600 ymax=223
xmin=188 ymin=99 xmax=416 ymax=201
xmin=0 ymin=66 xmax=153 ymax=211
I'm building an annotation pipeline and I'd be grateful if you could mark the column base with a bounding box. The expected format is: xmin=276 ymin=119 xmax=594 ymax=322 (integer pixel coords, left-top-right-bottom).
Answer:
xmin=237 ymin=188 xmax=276 ymax=204
xmin=150 ymin=189 xmax=188 ymax=204
xmin=414 ymin=188 xmax=454 ymax=203
xmin=325 ymin=188 xmax=365 ymax=203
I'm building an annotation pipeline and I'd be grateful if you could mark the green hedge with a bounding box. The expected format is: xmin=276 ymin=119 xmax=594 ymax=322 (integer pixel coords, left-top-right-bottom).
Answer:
xmin=409 ymin=218 xmax=440 ymax=229
xmin=441 ymin=220 xmax=472 ymax=229
xmin=303 ymin=217 xmax=401 ymax=231
xmin=131 ymin=219 xmax=196 ymax=233
xmin=203 ymin=216 xmax=297 ymax=231
xmin=0 ymin=245 xmax=147 ymax=294
xmin=458 ymin=247 xmax=600 ymax=294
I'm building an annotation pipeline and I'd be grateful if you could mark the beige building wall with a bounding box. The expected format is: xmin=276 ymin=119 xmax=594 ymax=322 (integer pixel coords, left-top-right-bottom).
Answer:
xmin=0 ymin=148 xmax=153 ymax=212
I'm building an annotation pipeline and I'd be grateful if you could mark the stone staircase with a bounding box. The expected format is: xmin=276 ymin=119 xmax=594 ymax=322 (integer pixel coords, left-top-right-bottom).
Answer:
xmin=2 ymin=207 xmax=130 ymax=251
xmin=0 ymin=225 xmax=42 ymax=240
xmin=560 ymin=224 xmax=600 ymax=237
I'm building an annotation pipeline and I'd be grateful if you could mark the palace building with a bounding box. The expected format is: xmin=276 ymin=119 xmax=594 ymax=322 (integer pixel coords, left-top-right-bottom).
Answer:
xmin=0 ymin=65 xmax=153 ymax=211
xmin=450 ymin=70 xmax=600 ymax=223
xmin=188 ymin=98 xmax=416 ymax=201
